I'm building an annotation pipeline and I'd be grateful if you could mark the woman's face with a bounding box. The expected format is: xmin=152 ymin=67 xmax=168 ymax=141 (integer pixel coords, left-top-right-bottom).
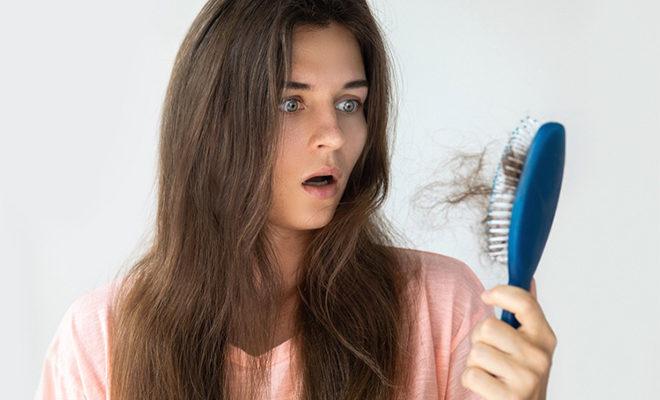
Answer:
xmin=268 ymin=22 xmax=369 ymax=236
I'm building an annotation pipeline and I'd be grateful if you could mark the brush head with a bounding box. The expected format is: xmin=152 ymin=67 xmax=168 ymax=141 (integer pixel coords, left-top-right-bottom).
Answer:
xmin=486 ymin=116 xmax=540 ymax=264
xmin=486 ymin=117 xmax=565 ymax=329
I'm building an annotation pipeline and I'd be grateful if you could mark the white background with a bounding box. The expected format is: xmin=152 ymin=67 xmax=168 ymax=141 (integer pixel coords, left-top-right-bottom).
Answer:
xmin=1 ymin=0 xmax=658 ymax=398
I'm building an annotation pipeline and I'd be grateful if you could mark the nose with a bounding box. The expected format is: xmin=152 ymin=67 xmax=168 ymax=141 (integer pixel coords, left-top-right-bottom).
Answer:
xmin=309 ymin=107 xmax=346 ymax=150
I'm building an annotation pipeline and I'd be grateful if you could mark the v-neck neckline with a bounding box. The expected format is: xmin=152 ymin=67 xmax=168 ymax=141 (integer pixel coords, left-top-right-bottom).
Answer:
xmin=228 ymin=333 xmax=299 ymax=367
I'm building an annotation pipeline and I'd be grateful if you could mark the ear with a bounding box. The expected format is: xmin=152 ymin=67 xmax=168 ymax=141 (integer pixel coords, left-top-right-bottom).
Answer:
xmin=530 ymin=277 xmax=538 ymax=300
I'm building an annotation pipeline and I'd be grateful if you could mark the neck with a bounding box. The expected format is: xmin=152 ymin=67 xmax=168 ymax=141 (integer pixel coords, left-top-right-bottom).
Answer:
xmin=267 ymin=224 xmax=312 ymax=299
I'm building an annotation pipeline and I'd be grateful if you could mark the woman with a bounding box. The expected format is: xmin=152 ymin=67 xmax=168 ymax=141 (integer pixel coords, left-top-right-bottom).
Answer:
xmin=35 ymin=0 xmax=556 ymax=399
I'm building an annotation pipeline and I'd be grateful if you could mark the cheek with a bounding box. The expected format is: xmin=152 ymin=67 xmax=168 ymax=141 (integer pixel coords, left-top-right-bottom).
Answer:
xmin=273 ymin=128 xmax=305 ymax=186
xmin=343 ymin=120 xmax=368 ymax=160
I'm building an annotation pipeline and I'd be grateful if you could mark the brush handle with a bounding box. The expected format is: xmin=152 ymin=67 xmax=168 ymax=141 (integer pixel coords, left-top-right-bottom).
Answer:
xmin=501 ymin=309 xmax=521 ymax=329
xmin=504 ymin=122 xmax=565 ymax=329
xmin=501 ymin=275 xmax=533 ymax=329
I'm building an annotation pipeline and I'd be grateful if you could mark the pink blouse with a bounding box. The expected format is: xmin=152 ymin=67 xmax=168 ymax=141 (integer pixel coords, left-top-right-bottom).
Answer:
xmin=34 ymin=248 xmax=494 ymax=399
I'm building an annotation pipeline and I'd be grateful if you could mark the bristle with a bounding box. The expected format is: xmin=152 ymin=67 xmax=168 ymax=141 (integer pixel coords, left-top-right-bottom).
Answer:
xmin=486 ymin=115 xmax=539 ymax=264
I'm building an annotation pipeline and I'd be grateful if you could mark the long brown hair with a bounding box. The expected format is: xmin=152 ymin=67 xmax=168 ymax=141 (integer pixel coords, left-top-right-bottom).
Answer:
xmin=108 ymin=0 xmax=423 ymax=398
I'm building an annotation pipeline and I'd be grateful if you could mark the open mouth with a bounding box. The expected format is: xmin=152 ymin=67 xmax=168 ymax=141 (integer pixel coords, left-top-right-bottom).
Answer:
xmin=302 ymin=175 xmax=336 ymax=186
xmin=301 ymin=175 xmax=338 ymax=199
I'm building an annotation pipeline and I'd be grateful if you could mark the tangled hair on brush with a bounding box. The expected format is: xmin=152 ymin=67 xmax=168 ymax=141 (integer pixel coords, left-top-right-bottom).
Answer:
xmin=410 ymin=142 xmax=499 ymax=267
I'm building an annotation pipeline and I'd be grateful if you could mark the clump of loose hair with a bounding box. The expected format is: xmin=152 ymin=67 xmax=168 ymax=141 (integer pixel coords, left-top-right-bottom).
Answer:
xmin=410 ymin=141 xmax=502 ymax=267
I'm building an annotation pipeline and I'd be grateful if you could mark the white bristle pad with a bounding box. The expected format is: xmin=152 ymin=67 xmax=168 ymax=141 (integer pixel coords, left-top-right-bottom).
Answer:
xmin=486 ymin=116 xmax=539 ymax=264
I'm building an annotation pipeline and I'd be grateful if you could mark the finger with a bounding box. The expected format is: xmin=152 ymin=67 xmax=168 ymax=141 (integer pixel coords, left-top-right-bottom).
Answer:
xmin=530 ymin=278 xmax=537 ymax=300
xmin=461 ymin=366 xmax=509 ymax=400
xmin=471 ymin=315 xmax=529 ymax=357
xmin=472 ymin=315 xmax=553 ymax=376
xmin=466 ymin=340 xmax=519 ymax=379
xmin=481 ymin=284 xmax=547 ymax=335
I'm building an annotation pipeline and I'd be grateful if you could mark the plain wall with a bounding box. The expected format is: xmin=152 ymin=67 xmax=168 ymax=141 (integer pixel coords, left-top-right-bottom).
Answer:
xmin=1 ymin=0 xmax=658 ymax=398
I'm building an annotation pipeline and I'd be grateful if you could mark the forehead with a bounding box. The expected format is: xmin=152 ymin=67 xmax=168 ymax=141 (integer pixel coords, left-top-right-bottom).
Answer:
xmin=289 ymin=22 xmax=366 ymax=87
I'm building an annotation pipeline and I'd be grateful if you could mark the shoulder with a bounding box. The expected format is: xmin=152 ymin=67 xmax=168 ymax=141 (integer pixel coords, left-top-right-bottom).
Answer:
xmin=62 ymin=278 xmax=119 ymax=344
xmin=392 ymin=246 xmax=488 ymax=299
xmin=393 ymin=247 xmax=495 ymax=351
xmin=35 ymin=278 xmax=121 ymax=399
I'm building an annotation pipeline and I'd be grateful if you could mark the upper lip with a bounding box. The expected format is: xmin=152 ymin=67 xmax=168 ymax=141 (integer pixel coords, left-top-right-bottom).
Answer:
xmin=302 ymin=166 xmax=342 ymax=183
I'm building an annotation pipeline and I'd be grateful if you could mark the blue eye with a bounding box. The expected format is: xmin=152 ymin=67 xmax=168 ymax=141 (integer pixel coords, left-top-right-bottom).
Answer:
xmin=337 ymin=99 xmax=362 ymax=113
xmin=278 ymin=98 xmax=363 ymax=114
xmin=280 ymin=98 xmax=302 ymax=113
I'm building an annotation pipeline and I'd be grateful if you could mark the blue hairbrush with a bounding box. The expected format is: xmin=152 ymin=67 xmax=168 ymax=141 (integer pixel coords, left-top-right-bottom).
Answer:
xmin=486 ymin=116 xmax=565 ymax=329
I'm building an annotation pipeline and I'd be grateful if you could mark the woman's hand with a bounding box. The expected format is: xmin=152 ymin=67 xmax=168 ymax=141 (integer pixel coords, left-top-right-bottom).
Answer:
xmin=461 ymin=279 xmax=557 ymax=400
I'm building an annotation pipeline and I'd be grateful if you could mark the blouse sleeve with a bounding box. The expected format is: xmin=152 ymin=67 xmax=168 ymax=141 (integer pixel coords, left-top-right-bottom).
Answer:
xmin=444 ymin=307 xmax=493 ymax=399
xmin=34 ymin=302 xmax=88 ymax=399
xmin=34 ymin=283 xmax=113 ymax=400
xmin=432 ymin=257 xmax=495 ymax=400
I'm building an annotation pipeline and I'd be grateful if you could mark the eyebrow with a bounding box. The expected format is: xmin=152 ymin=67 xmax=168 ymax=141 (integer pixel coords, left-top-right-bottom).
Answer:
xmin=284 ymin=79 xmax=369 ymax=90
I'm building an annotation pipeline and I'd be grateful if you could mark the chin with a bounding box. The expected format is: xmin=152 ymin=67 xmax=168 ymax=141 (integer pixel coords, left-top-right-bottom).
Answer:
xmin=299 ymin=211 xmax=336 ymax=229
xmin=297 ymin=202 xmax=340 ymax=227
xmin=267 ymin=209 xmax=336 ymax=234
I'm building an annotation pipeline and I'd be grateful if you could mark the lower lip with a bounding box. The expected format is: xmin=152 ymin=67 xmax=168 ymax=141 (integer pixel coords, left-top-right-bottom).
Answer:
xmin=301 ymin=181 xmax=339 ymax=199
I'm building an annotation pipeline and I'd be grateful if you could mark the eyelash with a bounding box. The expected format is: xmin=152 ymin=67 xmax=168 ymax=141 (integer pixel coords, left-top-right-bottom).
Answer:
xmin=279 ymin=97 xmax=363 ymax=114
